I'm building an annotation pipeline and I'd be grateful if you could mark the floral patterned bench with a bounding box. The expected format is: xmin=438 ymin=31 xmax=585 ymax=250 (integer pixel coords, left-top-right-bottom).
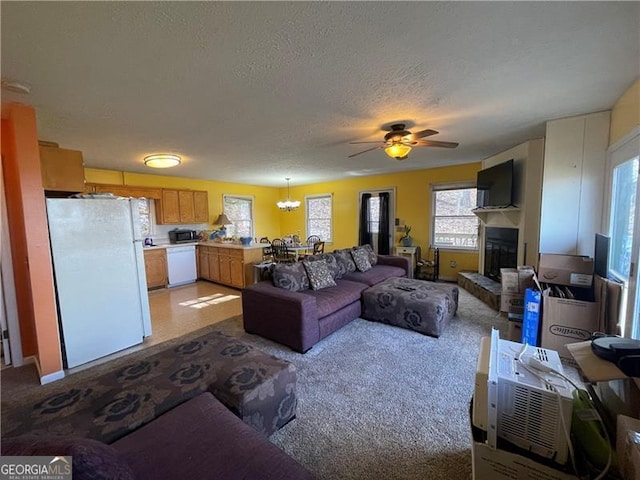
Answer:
xmin=2 ymin=332 xmax=297 ymax=443
xmin=362 ymin=277 xmax=458 ymax=337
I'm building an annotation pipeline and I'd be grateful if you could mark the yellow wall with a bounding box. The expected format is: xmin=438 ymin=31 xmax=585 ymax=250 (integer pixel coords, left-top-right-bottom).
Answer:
xmin=88 ymin=162 xmax=482 ymax=279
xmin=280 ymin=163 xmax=481 ymax=280
xmin=610 ymin=77 xmax=640 ymax=145
xmin=86 ymin=169 xmax=283 ymax=240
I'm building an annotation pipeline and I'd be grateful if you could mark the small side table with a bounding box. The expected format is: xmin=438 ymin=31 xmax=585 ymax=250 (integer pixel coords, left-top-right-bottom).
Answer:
xmin=394 ymin=246 xmax=418 ymax=279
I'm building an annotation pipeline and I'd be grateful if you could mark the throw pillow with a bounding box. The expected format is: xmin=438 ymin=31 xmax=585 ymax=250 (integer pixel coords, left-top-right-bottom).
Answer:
xmin=351 ymin=247 xmax=373 ymax=272
xmin=271 ymin=262 xmax=310 ymax=291
xmin=302 ymin=259 xmax=337 ymax=290
xmin=0 ymin=435 xmax=136 ymax=480
xmin=305 ymin=253 xmax=341 ymax=279
xmin=360 ymin=243 xmax=378 ymax=265
xmin=333 ymin=249 xmax=356 ymax=274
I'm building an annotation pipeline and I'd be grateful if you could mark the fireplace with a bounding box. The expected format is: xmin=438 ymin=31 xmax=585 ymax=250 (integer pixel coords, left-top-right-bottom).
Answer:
xmin=484 ymin=227 xmax=518 ymax=282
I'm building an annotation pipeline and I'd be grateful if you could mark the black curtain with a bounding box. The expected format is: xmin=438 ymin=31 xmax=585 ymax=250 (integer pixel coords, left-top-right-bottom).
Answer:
xmin=378 ymin=192 xmax=390 ymax=255
xmin=359 ymin=193 xmax=372 ymax=247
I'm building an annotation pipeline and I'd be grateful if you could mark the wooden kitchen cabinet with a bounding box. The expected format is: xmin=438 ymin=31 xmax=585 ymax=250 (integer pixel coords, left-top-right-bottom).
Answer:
xmin=198 ymin=246 xmax=210 ymax=279
xmin=193 ymin=191 xmax=209 ymax=223
xmin=157 ymin=189 xmax=209 ymax=225
xmin=197 ymin=245 xmax=261 ymax=288
xmin=39 ymin=145 xmax=85 ymax=192
xmin=208 ymin=249 xmax=221 ymax=282
xmin=89 ymin=183 xmax=162 ymax=199
xmin=144 ymin=248 xmax=168 ymax=289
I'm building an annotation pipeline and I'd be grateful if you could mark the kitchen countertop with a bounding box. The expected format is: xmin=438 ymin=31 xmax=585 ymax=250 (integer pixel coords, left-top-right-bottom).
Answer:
xmin=143 ymin=241 xmax=264 ymax=251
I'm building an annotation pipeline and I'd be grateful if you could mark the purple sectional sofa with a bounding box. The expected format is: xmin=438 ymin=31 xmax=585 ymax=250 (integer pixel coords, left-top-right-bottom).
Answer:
xmin=2 ymin=393 xmax=315 ymax=480
xmin=243 ymin=247 xmax=410 ymax=352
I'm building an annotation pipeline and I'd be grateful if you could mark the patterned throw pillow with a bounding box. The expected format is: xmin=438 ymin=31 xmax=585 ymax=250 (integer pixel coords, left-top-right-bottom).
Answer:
xmin=333 ymin=249 xmax=357 ymax=274
xmin=305 ymin=253 xmax=341 ymax=279
xmin=351 ymin=247 xmax=373 ymax=272
xmin=271 ymin=262 xmax=310 ymax=291
xmin=359 ymin=243 xmax=378 ymax=265
xmin=302 ymin=259 xmax=337 ymax=290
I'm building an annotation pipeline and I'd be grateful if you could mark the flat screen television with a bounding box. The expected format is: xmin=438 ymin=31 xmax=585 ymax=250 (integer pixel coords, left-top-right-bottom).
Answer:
xmin=476 ymin=159 xmax=514 ymax=208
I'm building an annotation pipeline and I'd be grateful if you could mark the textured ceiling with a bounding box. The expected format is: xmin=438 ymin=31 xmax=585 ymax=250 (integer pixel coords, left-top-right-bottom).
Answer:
xmin=2 ymin=2 xmax=639 ymax=187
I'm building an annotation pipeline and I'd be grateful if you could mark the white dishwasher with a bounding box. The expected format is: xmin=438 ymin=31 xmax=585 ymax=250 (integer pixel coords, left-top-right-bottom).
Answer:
xmin=166 ymin=245 xmax=197 ymax=287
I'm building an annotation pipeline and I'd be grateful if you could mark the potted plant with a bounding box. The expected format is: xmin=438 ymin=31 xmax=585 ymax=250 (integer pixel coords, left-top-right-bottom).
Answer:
xmin=399 ymin=225 xmax=413 ymax=246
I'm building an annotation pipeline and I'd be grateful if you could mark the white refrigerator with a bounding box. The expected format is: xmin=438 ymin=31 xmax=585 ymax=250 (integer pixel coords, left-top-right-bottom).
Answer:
xmin=46 ymin=198 xmax=152 ymax=368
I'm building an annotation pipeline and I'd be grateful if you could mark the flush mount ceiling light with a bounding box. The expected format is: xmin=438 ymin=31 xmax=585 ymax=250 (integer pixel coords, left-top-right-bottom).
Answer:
xmin=1 ymin=79 xmax=31 ymax=94
xmin=277 ymin=178 xmax=301 ymax=212
xmin=144 ymin=154 xmax=181 ymax=168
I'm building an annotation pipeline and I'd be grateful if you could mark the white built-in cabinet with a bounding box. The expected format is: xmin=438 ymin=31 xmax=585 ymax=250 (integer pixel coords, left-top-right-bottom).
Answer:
xmin=539 ymin=111 xmax=610 ymax=255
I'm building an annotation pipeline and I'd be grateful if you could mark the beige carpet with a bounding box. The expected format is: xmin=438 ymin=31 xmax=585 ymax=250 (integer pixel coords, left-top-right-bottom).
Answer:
xmin=2 ymin=287 xmax=514 ymax=479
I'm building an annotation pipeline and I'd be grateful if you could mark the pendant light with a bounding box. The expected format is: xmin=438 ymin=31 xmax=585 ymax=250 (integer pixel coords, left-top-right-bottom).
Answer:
xmin=277 ymin=178 xmax=301 ymax=212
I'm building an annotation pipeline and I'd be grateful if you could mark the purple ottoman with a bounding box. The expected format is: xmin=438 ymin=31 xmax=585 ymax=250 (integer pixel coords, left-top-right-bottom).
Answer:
xmin=362 ymin=277 xmax=458 ymax=337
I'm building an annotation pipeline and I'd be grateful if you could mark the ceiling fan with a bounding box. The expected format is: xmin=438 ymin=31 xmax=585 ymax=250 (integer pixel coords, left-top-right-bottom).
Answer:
xmin=349 ymin=123 xmax=459 ymax=160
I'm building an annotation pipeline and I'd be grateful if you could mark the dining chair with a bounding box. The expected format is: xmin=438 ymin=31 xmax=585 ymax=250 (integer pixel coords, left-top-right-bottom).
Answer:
xmin=260 ymin=237 xmax=273 ymax=261
xmin=312 ymin=241 xmax=325 ymax=254
xmin=417 ymin=246 xmax=439 ymax=282
xmin=271 ymin=238 xmax=294 ymax=263
xmin=306 ymin=235 xmax=321 ymax=246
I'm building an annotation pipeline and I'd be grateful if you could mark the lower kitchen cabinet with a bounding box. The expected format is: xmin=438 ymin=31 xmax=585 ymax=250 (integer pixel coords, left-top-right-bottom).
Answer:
xmin=144 ymin=248 xmax=168 ymax=289
xmin=197 ymin=245 xmax=262 ymax=288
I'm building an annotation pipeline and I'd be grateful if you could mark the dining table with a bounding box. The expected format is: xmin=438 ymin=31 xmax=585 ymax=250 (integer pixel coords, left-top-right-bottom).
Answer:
xmin=287 ymin=245 xmax=313 ymax=261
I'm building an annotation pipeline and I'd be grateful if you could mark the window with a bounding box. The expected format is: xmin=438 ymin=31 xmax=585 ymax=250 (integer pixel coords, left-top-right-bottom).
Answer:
xmin=306 ymin=194 xmax=332 ymax=242
xmin=431 ymin=184 xmax=478 ymax=249
xmin=605 ymin=129 xmax=640 ymax=339
xmin=223 ymin=195 xmax=254 ymax=238
xmin=137 ymin=198 xmax=153 ymax=236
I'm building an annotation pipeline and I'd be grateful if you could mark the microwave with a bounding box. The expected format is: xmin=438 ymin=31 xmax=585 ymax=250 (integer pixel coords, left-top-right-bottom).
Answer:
xmin=169 ymin=229 xmax=198 ymax=244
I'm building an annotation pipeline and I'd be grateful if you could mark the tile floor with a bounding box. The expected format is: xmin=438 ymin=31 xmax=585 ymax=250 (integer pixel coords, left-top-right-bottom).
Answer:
xmin=3 ymin=281 xmax=242 ymax=377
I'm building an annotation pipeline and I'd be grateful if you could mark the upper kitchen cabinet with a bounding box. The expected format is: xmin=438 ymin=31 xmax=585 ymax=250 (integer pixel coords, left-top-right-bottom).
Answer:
xmin=89 ymin=183 xmax=162 ymax=199
xmin=156 ymin=189 xmax=209 ymax=224
xmin=39 ymin=143 xmax=85 ymax=192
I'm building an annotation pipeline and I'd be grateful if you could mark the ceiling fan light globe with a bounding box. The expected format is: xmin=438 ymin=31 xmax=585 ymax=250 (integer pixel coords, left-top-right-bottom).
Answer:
xmin=385 ymin=144 xmax=411 ymax=159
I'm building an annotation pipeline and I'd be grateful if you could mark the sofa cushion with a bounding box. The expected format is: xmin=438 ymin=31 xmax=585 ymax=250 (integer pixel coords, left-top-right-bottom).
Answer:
xmin=301 ymin=279 xmax=367 ymax=318
xmin=113 ymin=392 xmax=315 ymax=480
xmin=351 ymin=247 xmax=372 ymax=272
xmin=342 ymin=264 xmax=406 ymax=287
xmin=271 ymin=262 xmax=309 ymax=291
xmin=1 ymin=435 xmax=135 ymax=480
xmin=333 ymin=249 xmax=356 ymax=275
xmin=360 ymin=243 xmax=378 ymax=266
xmin=303 ymin=259 xmax=337 ymax=290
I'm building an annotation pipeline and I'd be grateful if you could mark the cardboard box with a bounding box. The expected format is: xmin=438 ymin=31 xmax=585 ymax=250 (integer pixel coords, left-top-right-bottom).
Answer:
xmin=500 ymin=292 xmax=524 ymax=314
xmin=507 ymin=319 xmax=522 ymax=342
xmin=470 ymin=403 xmax=578 ymax=480
xmin=522 ymin=288 xmax=542 ymax=346
xmin=541 ymin=293 xmax=599 ymax=358
xmin=538 ymin=254 xmax=594 ymax=287
xmin=617 ymin=415 xmax=640 ymax=480
xmin=500 ymin=266 xmax=536 ymax=293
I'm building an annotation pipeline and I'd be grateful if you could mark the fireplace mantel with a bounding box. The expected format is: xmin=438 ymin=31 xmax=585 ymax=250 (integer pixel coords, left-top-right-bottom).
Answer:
xmin=472 ymin=206 xmax=521 ymax=227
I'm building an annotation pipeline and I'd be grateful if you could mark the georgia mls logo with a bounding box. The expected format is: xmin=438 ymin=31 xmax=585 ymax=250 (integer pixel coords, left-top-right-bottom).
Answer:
xmin=549 ymin=324 xmax=591 ymax=340
xmin=0 ymin=455 xmax=72 ymax=479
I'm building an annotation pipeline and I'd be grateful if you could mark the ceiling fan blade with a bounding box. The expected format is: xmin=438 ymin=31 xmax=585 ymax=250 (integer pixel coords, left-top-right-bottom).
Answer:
xmin=410 ymin=129 xmax=439 ymax=140
xmin=415 ymin=140 xmax=459 ymax=148
xmin=348 ymin=146 xmax=383 ymax=158
xmin=349 ymin=141 xmax=385 ymax=144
